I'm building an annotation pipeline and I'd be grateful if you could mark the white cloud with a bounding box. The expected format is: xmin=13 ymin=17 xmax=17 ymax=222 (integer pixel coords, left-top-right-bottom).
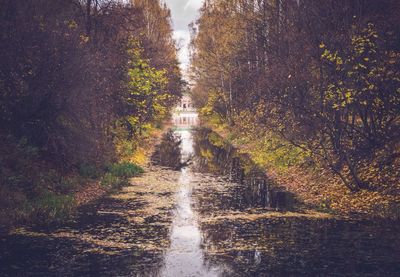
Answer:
xmin=166 ymin=0 xmax=203 ymax=74
xmin=184 ymin=0 xmax=203 ymax=11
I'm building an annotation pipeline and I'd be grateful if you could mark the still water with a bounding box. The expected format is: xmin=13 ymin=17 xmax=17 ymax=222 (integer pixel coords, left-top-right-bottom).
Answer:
xmin=161 ymin=118 xmax=220 ymax=276
xmin=0 ymin=110 xmax=399 ymax=276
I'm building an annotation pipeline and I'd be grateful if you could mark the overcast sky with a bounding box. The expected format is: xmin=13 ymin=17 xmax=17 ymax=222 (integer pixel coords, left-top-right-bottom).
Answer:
xmin=165 ymin=0 xmax=203 ymax=74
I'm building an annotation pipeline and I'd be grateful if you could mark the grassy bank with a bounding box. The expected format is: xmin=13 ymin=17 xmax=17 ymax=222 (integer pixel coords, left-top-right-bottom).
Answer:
xmin=0 ymin=159 xmax=144 ymax=235
xmin=0 ymin=123 xmax=172 ymax=235
xmin=203 ymin=115 xmax=400 ymax=220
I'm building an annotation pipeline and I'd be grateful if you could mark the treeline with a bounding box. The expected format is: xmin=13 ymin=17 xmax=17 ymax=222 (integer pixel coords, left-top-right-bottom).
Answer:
xmin=191 ymin=0 xmax=400 ymax=192
xmin=0 ymin=0 xmax=182 ymax=228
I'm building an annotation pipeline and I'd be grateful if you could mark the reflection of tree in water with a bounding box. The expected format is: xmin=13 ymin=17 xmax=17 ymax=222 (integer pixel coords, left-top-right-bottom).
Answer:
xmin=192 ymin=128 xmax=294 ymax=210
xmin=199 ymin=217 xmax=400 ymax=276
xmin=151 ymin=130 xmax=183 ymax=170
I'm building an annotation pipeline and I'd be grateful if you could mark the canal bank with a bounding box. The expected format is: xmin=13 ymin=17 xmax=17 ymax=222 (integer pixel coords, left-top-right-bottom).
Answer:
xmin=201 ymin=118 xmax=400 ymax=220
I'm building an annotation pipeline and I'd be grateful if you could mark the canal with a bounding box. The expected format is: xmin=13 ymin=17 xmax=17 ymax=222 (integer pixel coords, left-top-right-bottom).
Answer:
xmin=0 ymin=110 xmax=399 ymax=276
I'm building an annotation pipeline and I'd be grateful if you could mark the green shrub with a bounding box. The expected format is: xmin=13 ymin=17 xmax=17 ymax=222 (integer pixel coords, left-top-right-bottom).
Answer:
xmin=31 ymin=192 xmax=75 ymax=224
xmin=100 ymin=173 xmax=128 ymax=189
xmin=107 ymin=162 xmax=144 ymax=178
xmin=101 ymin=172 xmax=118 ymax=187
xmin=78 ymin=164 xmax=101 ymax=179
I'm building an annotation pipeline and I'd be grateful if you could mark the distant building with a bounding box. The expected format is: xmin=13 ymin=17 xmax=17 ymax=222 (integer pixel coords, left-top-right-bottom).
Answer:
xmin=173 ymin=94 xmax=198 ymax=128
xmin=176 ymin=94 xmax=195 ymax=112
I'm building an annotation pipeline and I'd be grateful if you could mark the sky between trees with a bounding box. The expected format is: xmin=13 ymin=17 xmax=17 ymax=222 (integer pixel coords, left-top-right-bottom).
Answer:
xmin=167 ymin=0 xmax=203 ymax=73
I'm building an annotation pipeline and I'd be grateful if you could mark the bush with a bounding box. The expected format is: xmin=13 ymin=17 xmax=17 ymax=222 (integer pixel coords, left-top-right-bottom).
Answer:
xmin=101 ymin=172 xmax=118 ymax=187
xmin=78 ymin=164 xmax=101 ymax=179
xmin=30 ymin=192 xmax=75 ymax=224
xmin=107 ymin=162 xmax=144 ymax=178
xmin=100 ymin=173 xmax=128 ymax=189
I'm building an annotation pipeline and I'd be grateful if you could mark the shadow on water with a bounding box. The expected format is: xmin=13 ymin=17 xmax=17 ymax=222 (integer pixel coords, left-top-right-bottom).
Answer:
xmin=192 ymin=128 xmax=295 ymax=211
xmin=0 ymin=186 xmax=172 ymax=276
xmin=200 ymin=217 xmax=400 ymax=276
xmin=151 ymin=130 xmax=189 ymax=170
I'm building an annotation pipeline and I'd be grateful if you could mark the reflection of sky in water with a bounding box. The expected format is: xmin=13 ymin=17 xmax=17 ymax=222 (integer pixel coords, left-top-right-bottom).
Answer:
xmin=161 ymin=112 xmax=220 ymax=276
xmin=179 ymin=130 xmax=194 ymax=161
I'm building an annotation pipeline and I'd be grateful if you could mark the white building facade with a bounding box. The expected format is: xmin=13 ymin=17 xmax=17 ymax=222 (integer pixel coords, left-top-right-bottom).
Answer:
xmin=175 ymin=94 xmax=195 ymax=112
xmin=173 ymin=94 xmax=198 ymax=128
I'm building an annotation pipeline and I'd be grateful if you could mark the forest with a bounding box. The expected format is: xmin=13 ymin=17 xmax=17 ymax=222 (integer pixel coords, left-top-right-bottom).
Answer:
xmin=0 ymin=0 xmax=182 ymax=231
xmin=190 ymin=0 xmax=400 ymax=216
xmin=1 ymin=0 xmax=400 ymax=275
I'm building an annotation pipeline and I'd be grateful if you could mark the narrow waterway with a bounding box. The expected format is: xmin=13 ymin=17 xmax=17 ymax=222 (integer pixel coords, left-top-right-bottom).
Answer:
xmin=161 ymin=118 xmax=220 ymax=276
xmin=0 ymin=110 xmax=399 ymax=276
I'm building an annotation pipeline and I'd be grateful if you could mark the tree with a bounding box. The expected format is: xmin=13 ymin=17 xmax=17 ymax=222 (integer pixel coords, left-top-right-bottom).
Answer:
xmin=190 ymin=0 xmax=400 ymax=191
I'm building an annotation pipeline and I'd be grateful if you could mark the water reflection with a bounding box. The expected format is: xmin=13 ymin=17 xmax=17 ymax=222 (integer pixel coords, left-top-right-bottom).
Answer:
xmin=192 ymin=128 xmax=294 ymax=210
xmin=151 ymin=130 xmax=183 ymax=170
xmin=161 ymin=112 xmax=220 ymax=276
xmin=199 ymin=216 xmax=400 ymax=276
